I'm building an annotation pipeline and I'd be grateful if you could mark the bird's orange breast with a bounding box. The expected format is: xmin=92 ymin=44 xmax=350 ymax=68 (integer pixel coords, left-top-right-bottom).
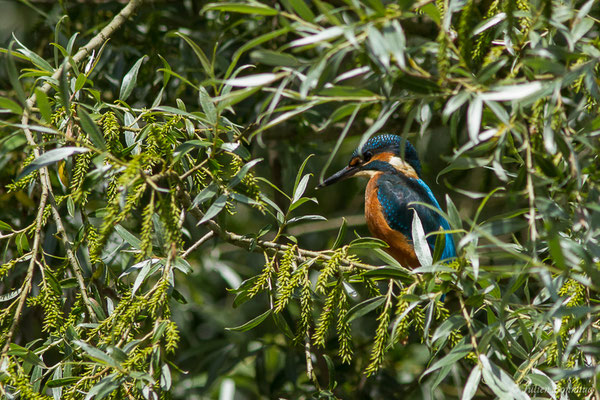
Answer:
xmin=365 ymin=173 xmax=419 ymax=268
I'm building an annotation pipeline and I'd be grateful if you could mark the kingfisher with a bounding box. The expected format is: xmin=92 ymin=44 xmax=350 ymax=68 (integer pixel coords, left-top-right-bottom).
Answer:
xmin=317 ymin=134 xmax=456 ymax=268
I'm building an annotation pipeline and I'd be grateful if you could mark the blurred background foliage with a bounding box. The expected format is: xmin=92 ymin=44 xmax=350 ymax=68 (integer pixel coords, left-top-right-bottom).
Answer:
xmin=0 ymin=0 xmax=600 ymax=399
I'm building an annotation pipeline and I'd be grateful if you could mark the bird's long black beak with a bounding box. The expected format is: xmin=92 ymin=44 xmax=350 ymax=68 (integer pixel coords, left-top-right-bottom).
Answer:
xmin=316 ymin=165 xmax=358 ymax=189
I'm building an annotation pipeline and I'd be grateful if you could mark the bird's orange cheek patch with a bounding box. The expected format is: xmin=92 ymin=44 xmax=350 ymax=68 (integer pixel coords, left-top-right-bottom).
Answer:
xmin=349 ymin=157 xmax=361 ymax=167
xmin=371 ymin=152 xmax=393 ymax=163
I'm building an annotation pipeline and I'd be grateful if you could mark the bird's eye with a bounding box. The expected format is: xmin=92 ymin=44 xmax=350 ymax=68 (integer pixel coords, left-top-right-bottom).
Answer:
xmin=363 ymin=151 xmax=373 ymax=162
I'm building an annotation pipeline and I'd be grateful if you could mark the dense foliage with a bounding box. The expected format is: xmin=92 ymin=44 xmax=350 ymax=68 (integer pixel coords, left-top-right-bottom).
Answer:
xmin=0 ymin=0 xmax=599 ymax=399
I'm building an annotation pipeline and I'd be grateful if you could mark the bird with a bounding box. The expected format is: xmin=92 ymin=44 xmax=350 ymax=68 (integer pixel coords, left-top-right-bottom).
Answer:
xmin=317 ymin=134 xmax=456 ymax=268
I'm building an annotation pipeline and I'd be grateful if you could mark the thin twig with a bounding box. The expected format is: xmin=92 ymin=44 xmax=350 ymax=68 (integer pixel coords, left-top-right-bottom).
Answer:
xmin=458 ymin=293 xmax=480 ymax=358
xmin=181 ymin=231 xmax=214 ymax=259
xmin=0 ymin=226 xmax=32 ymax=240
xmin=0 ymin=176 xmax=48 ymax=362
xmin=304 ymin=334 xmax=321 ymax=391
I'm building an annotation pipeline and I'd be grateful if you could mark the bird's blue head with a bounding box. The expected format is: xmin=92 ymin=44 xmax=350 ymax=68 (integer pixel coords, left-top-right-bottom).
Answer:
xmin=317 ymin=134 xmax=422 ymax=188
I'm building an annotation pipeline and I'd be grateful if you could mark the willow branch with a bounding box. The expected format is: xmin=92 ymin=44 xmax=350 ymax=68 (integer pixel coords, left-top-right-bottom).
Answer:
xmin=181 ymin=231 xmax=214 ymax=259
xmin=15 ymin=0 xmax=144 ymax=321
xmin=175 ymin=186 xmax=400 ymax=273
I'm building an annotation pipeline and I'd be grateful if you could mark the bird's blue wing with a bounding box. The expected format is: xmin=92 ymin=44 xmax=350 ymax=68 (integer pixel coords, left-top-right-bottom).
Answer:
xmin=377 ymin=175 xmax=440 ymax=244
xmin=377 ymin=175 xmax=456 ymax=261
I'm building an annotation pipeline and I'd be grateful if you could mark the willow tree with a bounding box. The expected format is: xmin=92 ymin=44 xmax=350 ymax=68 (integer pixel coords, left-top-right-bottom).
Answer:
xmin=0 ymin=0 xmax=599 ymax=399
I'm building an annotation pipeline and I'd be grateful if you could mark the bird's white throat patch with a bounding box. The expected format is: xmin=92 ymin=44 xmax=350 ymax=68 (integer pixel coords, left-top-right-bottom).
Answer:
xmin=389 ymin=156 xmax=418 ymax=178
xmin=354 ymin=170 xmax=378 ymax=178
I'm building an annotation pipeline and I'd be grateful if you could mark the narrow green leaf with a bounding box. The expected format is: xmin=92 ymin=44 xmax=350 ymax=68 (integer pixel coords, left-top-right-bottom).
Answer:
xmin=291 ymin=26 xmax=344 ymax=47
xmin=331 ymin=218 xmax=347 ymax=250
xmin=153 ymin=106 xmax=210 ymax=123
xmin=226 ymin=309 xmax=272 ymax=331
xmin=317 ymin=86 xmax=377 ymax=98
xmin=202 ymin=2 xmax=278 ymax=16
xmin=0 ymin=96 xmax=22 ymax=114
xmin=462 ymin=365 xmax=482 ymax=400
xmin=443 ymin=92 xmax=470 ymax=120
xmin=114 ymin=224 xmax=142 ymax=250
xmin=77 ymin=107 xmax=106 ymax=150
xmin=288 ymin=196 xmax=316 ymax=212
xmin=526 ymin=371 xmax=556 ymax=399
xmin=65 ymin=32 xmax=79 ymax=54
xmin=250 ymin=50 xmax=300 ymax=67
xmin=8 ymin=343 xmax=46 ymax=367
xmin=412 ymin=209 xmax=432 ymax=266
xmin=0 ymin=219 xmax=13 ymax=231
xmin=199 ymin=194 xmax=228 ymax=224
xmin=46 ymin=377 xmax=80 ymax=388
xmin=50 ymin=366 xmax=63 ymax=400
xmin=160 ymin=364 xmax=172 ymax=391
xmin=361 ymin=267 xmax=409 ymax=279
xmin=198 ymin=87 xmax=217 ymax=124
xmin=224 ymin=27 xmax=290 ymax=80
xmin=467 ymin=96 xmax=482 ymax=143
xmin=6 ymin=42 xmax=26 ymax=105
xmin=480 ymin=82 xmax=543 ymax=102
xmin=348 ymin=237 xmax=388 ymax=249
xmin=174 ymin=32 xmax=213 ymax=78
xmin=367 ymin=26 xmax=389 ymax=69
xmin=383 ymin=20 xmax=406 ymax=69
xmin=287 ymin=214 xmax=326 ymax=224
xmin=0 ymin=288 xmax=22 ymax=303
xmin=35 ymin=88 xmax=52 ymax=123
xmin=12 ymin=34 xmax=54 ymax=72
xmin=292 ymin=174 xmax=311 ymax=204
xmin=131 ymin=260 xmax=154 ymax=297
xmin=286 ymin=0 xmax=315 ymax=21
xmin=479 ymin=354 xmax=529 ymax=400
xmin=84 ymin=374 xmax=121 ymax=400
xmin=432 ymin=231 xmax=446 ymax=263
xmin=214 ymin=87 xmax=261 ymax=111
xmin=18 ymin=147 xmax=89 ymax=180
xmin=74 ymin=340 xmax=120 ymax=368
xmin=431 ymin=315 xmax=464 ymax=345
xmin=548 ymin=235 xmax=566 ymax=271
xmin=119 ymin=55 xmax=146 ymax=101
xmin=228 ymin=159 xmax=262 ymax=189
xmin=472 ymin=13 xmax=506 ymax=36
xmin=422 ymin=343 xmax=471 ymax=376
xmin=192 ymin=183 xmax=218 ymax=207
xmin=344 ymin=296 xmax=386 ymax=323
xmin=74 ymin=73 xmax=86 ymax=92
xmin=437 ymin=156 xmax=492 ymax=178
xmin=225 ymin=73 xmax=281 ymax=87
xmin=272 ymin=312 xmax=295 ymax=339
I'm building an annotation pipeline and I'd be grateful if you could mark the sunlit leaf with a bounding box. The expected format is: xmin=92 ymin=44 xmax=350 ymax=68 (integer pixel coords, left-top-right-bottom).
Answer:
xmin=119 ymin=55 xmax=146 ymax=101
xmin=226 ymin=309 xmax=272 ymax=331
xmin=18 ymin=147 xmax=89 ymax=180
